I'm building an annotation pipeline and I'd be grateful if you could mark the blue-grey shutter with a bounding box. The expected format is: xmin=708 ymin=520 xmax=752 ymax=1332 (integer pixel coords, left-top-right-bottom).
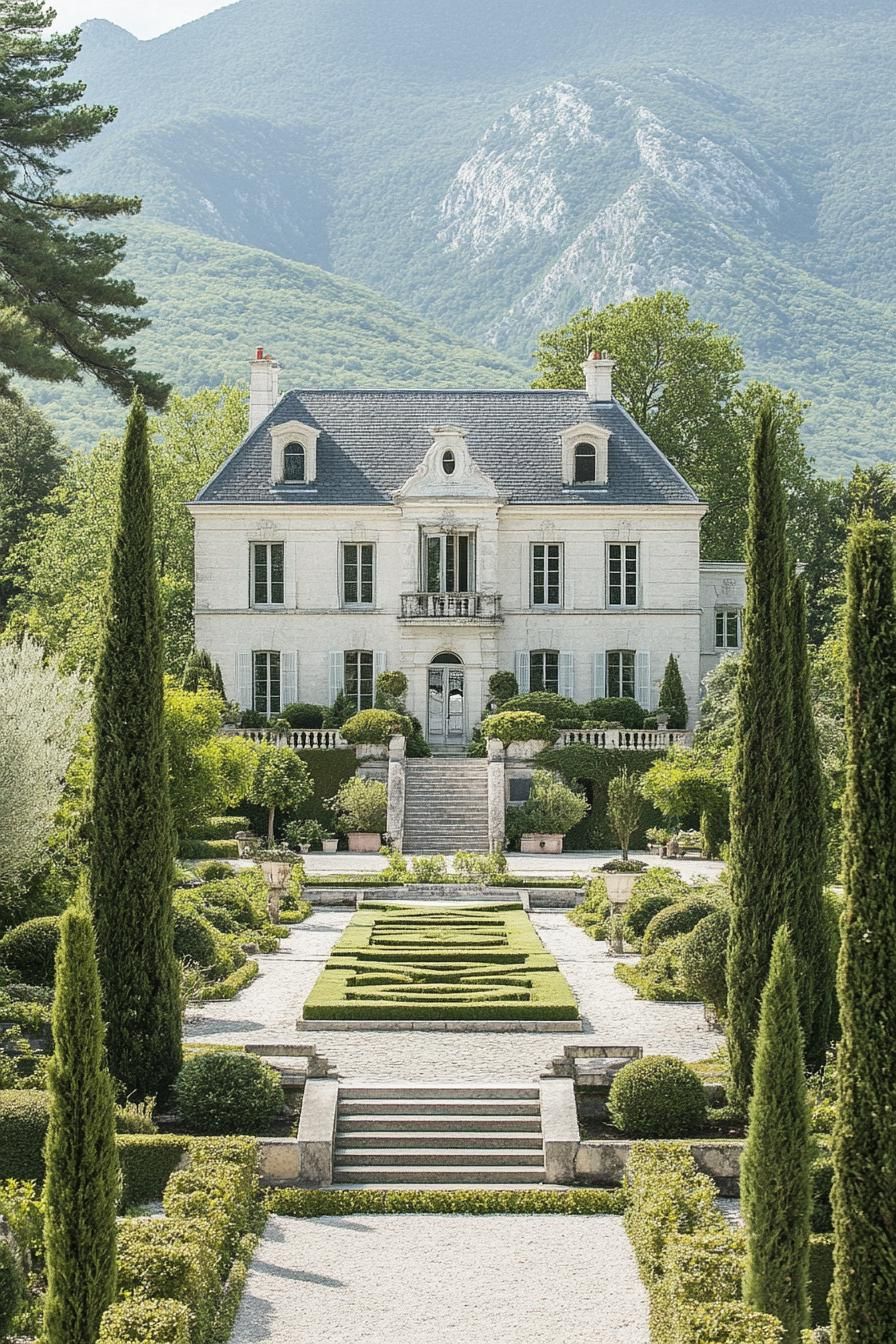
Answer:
xmin=329 ymin=651 xmax=344 ymax=702
xmin=592 ymin=650 xmax=606 ymax=699
xmin=281 ymin=651 xmax=298 ymax=706
xmin=238 ymin=652 xmax=252 ymax=709
xmin=558 ymin=651 xmax=575 ymax=699
xmin=374 ymin=650 xmax=388 ymax=682
xmin=636 ymin=650 xmax=651 ymax=709
xmin=515 ymin=650 xmax=529 ymax=694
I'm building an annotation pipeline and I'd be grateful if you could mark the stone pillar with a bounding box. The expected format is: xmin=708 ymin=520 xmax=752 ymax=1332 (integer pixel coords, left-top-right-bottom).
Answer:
xmin=386 ymin=734 xmax=407 ymax=851
xmin=486 ymin=737 xmax=506 ymax=854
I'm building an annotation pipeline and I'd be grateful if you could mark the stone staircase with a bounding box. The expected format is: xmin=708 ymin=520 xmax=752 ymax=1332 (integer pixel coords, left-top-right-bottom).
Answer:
xmin=402 ymin=759 xmax=490 ymax=854
xmin=333 ymin=1084 xmax=546 ymax=1185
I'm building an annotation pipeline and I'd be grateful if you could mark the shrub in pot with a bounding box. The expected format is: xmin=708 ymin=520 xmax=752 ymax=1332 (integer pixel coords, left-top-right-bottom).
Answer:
xmin=339 ymin=708 xmax=412 ymax=745
xmin=608 ymin=1055 xmax=706 ymax=1137
xmin=330 ymin=777 xmax=388 ymax=851
xmin=506 ymin=769 xmax=588 ymax=851
xmin=175 ymin=1050 xmax=284 ymax=1133
xmin=480 ymin=711 xmax=556 ymax=747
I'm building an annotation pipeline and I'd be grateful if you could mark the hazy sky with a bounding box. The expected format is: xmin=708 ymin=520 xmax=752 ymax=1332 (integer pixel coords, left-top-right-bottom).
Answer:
xmin=51 ymin=1 xmax=235 ymax=40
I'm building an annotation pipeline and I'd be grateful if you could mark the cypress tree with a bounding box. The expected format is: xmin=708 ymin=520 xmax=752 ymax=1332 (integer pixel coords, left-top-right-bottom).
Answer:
xmin=90 ymin=394 xmax=181 ymax=1098
xmin=727 ymin=399 xmax=795 ymax=1105
xmin=830 ymin=521 xmax=896 ymax=1343
xmin=786 ymin=574 xmax=835 ymax=1073
xmin=741 ymin=925 xmax=811 ymax=1343
xmin=658 ymin=653 xmax=688 ymax=729
xmin=43 ymin=898 xmax=119 ymax=1344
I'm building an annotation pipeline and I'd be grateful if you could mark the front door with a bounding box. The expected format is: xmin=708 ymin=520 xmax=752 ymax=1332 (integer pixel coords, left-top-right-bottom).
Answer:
xmin=427 ymin=664 xmax=465 ymax=746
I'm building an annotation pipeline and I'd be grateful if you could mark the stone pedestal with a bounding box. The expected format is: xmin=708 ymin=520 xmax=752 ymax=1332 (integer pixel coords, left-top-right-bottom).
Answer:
xmin=486 ymin=738 xmax=506 ymax=853
xmin=386 ymin=734 xmax=407 ymax=850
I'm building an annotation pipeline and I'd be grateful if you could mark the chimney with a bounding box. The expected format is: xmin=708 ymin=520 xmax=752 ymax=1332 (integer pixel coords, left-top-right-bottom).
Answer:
xmin=248 ymin=346 xmax=281 ymax=432
xmin=582 ymin=349 xmax=615 ymax=403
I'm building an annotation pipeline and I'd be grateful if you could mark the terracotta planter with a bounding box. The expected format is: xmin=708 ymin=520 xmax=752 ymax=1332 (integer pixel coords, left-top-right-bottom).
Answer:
xmin=520 ymin=833 xmax=563 ymax=854
xmin=347 ymin=832 xmax=381 ymax=853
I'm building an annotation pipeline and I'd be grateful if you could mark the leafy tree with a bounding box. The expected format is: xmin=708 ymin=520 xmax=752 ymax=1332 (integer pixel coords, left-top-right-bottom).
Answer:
xmin=639 ymin=749 xmax=729 ymax=831
xmin=181 ymin=648 xmax=225 ymax=697
xmin=0 ymin=393 xmax=63 ymax=617
xmin=693 ymin=654 xmax=741 ymax=757
xmin=251 ymin=745 xmax=313 ymax=844
xmin=42 ymin=898 xmax=118 ymax=1344
xmin=89 ymin=394 xmax=181 ymax=1099
xmin=830 ymin=521 xmax=896 ymax=1344
xmin=8 ymin=384 xmax=246 ymax=671
xmin=658 ymin=654 xmax=688 ymax=729
xmin=607 ymin=768 xmax=643 ymax=860
xmin=727 ymin=398 xmax=795 ymax=1107
xmin=0 ymin=2 xmax=166 ymax=405
xmin=0 ymin=633 xmax=89 ymax=885
xmin=741 ymin=925 xmax=811 ymax=1343
xmin=164 ymin=683 xmax=257 ymax=838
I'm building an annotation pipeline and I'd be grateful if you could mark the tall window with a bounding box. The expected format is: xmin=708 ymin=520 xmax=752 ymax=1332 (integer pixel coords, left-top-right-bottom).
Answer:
xmin=607 ymin=650 xmax=636 ymax=700
xmin=342 ymin=543 xmax=374 ymax=606
xmin=715 ymin=607 xmax=742 ymax=649
xmin=283 ymin=443 xmax=305 ymax=482
xmin=607 ymin=543 xmax=638 ymax=607
xmin=530 ymin=650 xmax=560 ymax=694
xmin=423 ymin=531 xmax=473 ymax=593
xmin=574 ymin=442 xmax=596 ymax=483
xmin=344 ymin=650 xmax=374 ymax=711
xmin=531 ymin=543 xmax=563 ymax=607
xmin=252 ymin=542 xmax=284 ymax=605
xmin=253 ymin=651 xmax=281 ymax=715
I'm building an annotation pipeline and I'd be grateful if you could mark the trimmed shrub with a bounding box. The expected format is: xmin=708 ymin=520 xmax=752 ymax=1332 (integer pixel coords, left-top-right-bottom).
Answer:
xmin=178 ymin=838 xmax=238 ymax=860
xmin=268 ymin=1186 xmax=624 ymax=1216
xmin=330 ymin=776 xmax=387 ymax=834
xmin=118 ymin=1135 xmax=191 ymax=1208
xmin=658 ymin=654 xmax=689 ymax=730
xmin=175 ymin=1051 xmax=283 ymax=1133
xmin=375 ymin=670 xmax=408 ymax=702
xmin=624 ymin=1142 xmax=724 ymax=1283
xmin=163 ymin=1135 xmax=259 ymax=1270
xmin=480 ymin=710 xmax=556 ymax=745
xmin=499 ymin=692 xmax=582 ymax=724
xmin=191 ymin=816 xmax=250 ymax=841
xmin=680 ymin=1302 xmax=785 ymax=1342
xmin=99 ymin=1298 xmax=191 ymax=1344
xmin=616 ymin=934 xmax=693 ymax=1002
xmin=641 ymin=896 xmax=720 ymax=956
xmin=194 ymin=860 xmax=234 ymax=882
xmin=0 ymin=915 xmax=61 ymax=985
xmin=505 ymin=768 xmax=588 ymax=838
xmin=172 ymin=901 xmax=219 ymax=970
xmin=280 ymin=702 xmax=326 ymax=729
xmin=339 ymin=708 xmax=412 ymax=744
xmin=568 ymin=875 xmax=611 ymax=940
xmin=622 ymin=892 xmax=678 ymax=947
xmin=583 ymin=696 xmax=646 ymax=728
xmin=488 ymin=670 xmax=518 ymax=705
xmin=609 ymin=1056 xmax=706 ymax=1137
xmin=116 ymin=1219 xmax=219 ymax=1344
xmin=0 ymin=1088 xmax=50 ymax=1179
xmin=681 ymin=909 xmax=731 ymax=1016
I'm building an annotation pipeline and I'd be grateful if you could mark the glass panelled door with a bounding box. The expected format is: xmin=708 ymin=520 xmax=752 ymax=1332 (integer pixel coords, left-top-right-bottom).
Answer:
xmin=427 ymin=663 xmax=465 ymax=745
xmin=423 ymin=532 xmax=474 ymax=593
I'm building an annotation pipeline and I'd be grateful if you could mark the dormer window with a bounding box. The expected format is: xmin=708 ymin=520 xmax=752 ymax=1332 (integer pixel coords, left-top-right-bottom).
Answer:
xmin=574 ymin=442 xmax=596 ymax=483
xmin=283 ymin=442 xmax=305 ymax=482
xmin=442 ymin=449 xmax=456 ymax=476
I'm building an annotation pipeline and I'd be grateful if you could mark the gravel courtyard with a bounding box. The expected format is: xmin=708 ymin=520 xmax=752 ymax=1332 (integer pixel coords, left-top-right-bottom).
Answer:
xmin=229 ymin=1213 xmax=650 ymax=1344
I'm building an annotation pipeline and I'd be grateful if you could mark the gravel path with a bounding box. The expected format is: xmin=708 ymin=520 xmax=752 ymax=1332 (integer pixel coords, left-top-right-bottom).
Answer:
xmin=229 ymin=1213 xmax=649 ymax=1344
xmin=186 ymin=910 xmax=716 ymax=1079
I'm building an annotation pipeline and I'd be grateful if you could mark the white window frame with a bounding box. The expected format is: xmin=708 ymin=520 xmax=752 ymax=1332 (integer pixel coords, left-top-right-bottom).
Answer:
xmin=421 ymin=530 xmax=476 ymax=594
xmin=607 ymin=542 xmax=639 ymax=608
xmin=251 ymin=541 xmax=285 ymax=607
xmin=341 ymin=542 xmax=375 ymax=607
xmin=715 ymin=607 xmax=742 ymax=650
xmin=560 ymin=422 xmax=610 ymax=486
xmin=529 ymin=649 xmax=560 ymax=694
xmin=270 ymin=420 xmax=319 ymax=485
xmin=253 ymin=650 xmax=281 ymax=716
xmin=606 ymin=649 xmax=636 ymax=700
xmin=530 ymin=542 xmax=563 ymax=608
xmin=344 ymin=649 xmax=375 ymax=712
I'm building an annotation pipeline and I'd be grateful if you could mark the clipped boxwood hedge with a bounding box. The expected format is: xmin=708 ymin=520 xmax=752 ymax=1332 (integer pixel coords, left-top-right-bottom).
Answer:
xmin=178 ymin=838 xmax=239 ymax=860
xmin=0 ymin=915 xmax=61 ymax=986
xmin=641 ymin=897 xmax=721 ymax=956
xmin=98 ymin=1298 xmax=191 ymax=1344
xmin=0 ymin=1088 xmax=50 ymax=1179
xmin=118 ymin=1135 xmax=191 ymax=1209
xmin=267 ymin=1187 xmax=625 ymax=1216
xmin=498 ymin=692 xmax=583 ymax=724
xmin=480 ymin=710 xmax=556 ymax=746
xmin=190 ymin=816 xmax=250 ymax=841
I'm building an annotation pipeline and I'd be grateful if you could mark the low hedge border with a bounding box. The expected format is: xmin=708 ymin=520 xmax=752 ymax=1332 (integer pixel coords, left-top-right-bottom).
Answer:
xmin=266 ymin=1187 xmax=625 ymax=1216
xmin=279 ymin=901 xmax=312 ymax=923
xmin=118 ymin=1135 xmax=192 ymax=1208
xmin=194 ymin=960 xmax=259 ymax=1001
xmin=614 ymin=961 xmax=696 ymax=1003
xmin=179 ymin=839 xmax=239 ymax=860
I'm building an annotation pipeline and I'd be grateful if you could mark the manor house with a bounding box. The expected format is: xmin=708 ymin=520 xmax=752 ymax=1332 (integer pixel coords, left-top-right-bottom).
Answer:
xmin=189 ymin=348 xmax=744 ymax=748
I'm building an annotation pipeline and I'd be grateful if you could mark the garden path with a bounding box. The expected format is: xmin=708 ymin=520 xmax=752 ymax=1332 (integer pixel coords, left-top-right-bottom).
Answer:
xmin=229 ymin=1212 xmax=649 ymax=1344
xmin=185 ymin=911 xmax=716 ymax=1078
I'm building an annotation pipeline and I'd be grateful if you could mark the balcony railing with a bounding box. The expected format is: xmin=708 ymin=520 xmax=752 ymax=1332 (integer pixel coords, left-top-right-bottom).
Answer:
xmin=559 ymin=727 xmax=693 ymax=751
xmin=400 ymin=592 xmax=502 ymax=621
xmin=234 ymin=727 xmax=347 ymax=750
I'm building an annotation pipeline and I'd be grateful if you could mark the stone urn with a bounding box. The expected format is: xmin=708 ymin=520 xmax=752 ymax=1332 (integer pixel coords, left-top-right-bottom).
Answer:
xmin=602 ymin=871 xmax=639 ymax=909
xmin=257 ymin=853 xmax=299 ymax=922
xmin=235 ymin=831 xmax=260 ymax=859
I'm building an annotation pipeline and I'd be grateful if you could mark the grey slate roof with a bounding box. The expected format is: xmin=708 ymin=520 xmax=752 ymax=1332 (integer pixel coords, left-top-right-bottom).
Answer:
xmin=194 ymin=389 xmax=700 ymax=507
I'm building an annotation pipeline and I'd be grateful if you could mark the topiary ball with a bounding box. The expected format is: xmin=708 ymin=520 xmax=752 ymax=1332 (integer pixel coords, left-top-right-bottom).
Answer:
xmin=680 ymin=908 xmax=731 ymax=1016
xmin=175 ymin=1051 xmax=284 ymax=1134
xmin=622 ymin=892 xmax=677 ymax=946
xmin=0 ymin=916 xmax=61 ymax=986
xmin=608 ymin=1055 xmax=706 ymax=1138
xmin=172 ymin=904 xmax=219 ymax=970
xmin=640 ymin=897 xmax=720 ymax=956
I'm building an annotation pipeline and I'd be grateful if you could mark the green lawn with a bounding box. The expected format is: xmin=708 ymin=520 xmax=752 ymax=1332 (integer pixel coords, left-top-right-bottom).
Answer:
xmin=302 ymin=903 xmax=579 ymax=1021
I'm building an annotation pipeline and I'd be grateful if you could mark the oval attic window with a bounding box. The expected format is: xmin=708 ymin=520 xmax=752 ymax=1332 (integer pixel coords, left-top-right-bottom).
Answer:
xmin=442 ymin=449 xmax=456 ymax=476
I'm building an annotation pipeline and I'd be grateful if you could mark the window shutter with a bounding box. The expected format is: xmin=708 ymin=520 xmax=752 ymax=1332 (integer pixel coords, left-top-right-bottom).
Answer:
xmin=515 ymin=650 xmax=529 ymax=694
xmin=329 ymin=651 xmax=344 ymax=702
xmin=559 ymin=651 xmax=575 ymax=700
xmin=238 ymin=652 xmax=252 ymax=709
xmin=636 ymin=650 xmax=651 ymax=709
xmin=281 ymin=651 xmax=298 ymax=706
xmin=374 ymin=650 xmax=388 ymax=682
xmin=592 ymin=650 xmax=606 ymax=699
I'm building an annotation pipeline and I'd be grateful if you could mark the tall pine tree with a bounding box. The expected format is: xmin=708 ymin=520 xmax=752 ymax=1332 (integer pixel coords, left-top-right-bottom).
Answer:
xmin=830 ymin=520 xmax=896 ymax=1343
xmin=42 ymin=898 xmax=119 ymax=1344
xmin=90 ymin=394 xmax=181 ymax=1098
xmin=741 ymin=925 xmax=811 ymax=1343
xmin=658 ymin=653 xmax=688 ymax=728
xmin=727 ymin=399 xmax=795 ymax=1105
xmin=786 ymin=574 xmax=834 ymax=1073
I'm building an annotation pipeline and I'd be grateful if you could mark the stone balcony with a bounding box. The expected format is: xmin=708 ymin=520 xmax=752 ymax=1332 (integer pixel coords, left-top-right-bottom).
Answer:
xmin=399 ymin=592 xmax=503 ymax=622
xmin=558 ymin=727 xmax=692 ymax=751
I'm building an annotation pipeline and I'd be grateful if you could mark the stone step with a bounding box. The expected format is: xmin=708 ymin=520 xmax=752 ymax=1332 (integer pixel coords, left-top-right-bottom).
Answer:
xmin=336 ymin=1132 xmax=544 ymax=1150
xmin=338 ymin=1114 xmax=543 ymax=1134
xmin=338 ymin=1084 xmax=540 ymax=1100
xmin=335 ymin=1147 xmax=545 ymax=1167
xmin=339 ymin=1099 xmax=541 ymax=1117
xmin=331 ymin=1165 xmax=547 ymax=1185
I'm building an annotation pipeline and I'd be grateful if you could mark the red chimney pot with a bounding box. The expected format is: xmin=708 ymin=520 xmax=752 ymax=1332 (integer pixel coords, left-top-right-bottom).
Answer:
xmin=255 ymin=346 xmax=264 ymax=360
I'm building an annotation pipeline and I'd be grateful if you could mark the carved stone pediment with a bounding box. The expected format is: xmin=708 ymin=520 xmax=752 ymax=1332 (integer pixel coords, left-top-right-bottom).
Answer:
xmin=393 ymin=426 xmax=502 ymax=502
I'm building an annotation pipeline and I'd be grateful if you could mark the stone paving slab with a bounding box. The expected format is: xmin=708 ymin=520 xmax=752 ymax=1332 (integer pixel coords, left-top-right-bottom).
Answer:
xmin=229 ymin=1213 xmax=649 ymax=1343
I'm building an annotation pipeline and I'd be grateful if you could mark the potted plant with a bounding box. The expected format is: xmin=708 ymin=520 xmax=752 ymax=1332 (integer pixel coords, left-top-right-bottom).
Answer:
xmin=508 ymin=769 xmax=588 ymax=855
xmin=284 ymin=819 xmax=324 ymax=854
xmin=320 ymin=830 xmax=339 ymax=854
xmin=645 ymin=826 xmax=672 ymax=857
xmin=599 ymin=856 xmax=649 ymax=906
xmin=255 ymin=844 xmax=303 ymax=921
xmin=329 ymin=776 xmax=388 ymax=852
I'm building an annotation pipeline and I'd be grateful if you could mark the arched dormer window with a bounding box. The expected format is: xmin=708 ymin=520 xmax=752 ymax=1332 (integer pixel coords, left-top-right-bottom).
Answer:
xmin=270 ymin=421 xmax=319 ymax=486
xmin=560 ymin=423 xmax=610 ymax=486
xmin=283 ymin=443 xmax=305 ymax=481
xmin=574 ymin=442 xmax=596 ymax=483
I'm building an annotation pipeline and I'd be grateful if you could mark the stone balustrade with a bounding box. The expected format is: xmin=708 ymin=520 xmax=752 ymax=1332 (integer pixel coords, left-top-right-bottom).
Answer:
xmin=399 ymin=591 xmax=502 ymax=621
xmin=559 ymin=727 xmax=692 ymax=751
xmin=234 ymin=726 xmax=347 ymax=750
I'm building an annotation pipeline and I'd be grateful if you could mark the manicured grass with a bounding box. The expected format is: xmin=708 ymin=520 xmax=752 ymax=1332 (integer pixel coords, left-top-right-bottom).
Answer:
xmin=302 ymin=903 xmax=579 ymax=1021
